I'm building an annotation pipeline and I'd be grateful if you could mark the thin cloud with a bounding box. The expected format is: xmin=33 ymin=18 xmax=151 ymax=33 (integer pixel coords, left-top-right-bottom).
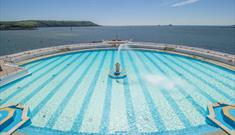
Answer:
xmin=171 ymin=0 xmax=199 ymax=7
xmin=160 ymin=0 xmax=181 ymax=6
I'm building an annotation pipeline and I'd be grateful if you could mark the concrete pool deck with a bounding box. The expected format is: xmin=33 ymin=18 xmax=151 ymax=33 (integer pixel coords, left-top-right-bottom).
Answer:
xmin=0 ymin=62 xmax=31 ymax=87
xmin=0 ymin=62 xmax=22 ymax=77
xmin=0 ymin=40 xmax=234 ymax=75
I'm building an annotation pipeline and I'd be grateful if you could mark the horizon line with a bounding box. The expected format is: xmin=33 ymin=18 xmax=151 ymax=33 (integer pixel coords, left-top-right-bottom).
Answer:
xmin=0 ymin=19 xmax=234 ymax=26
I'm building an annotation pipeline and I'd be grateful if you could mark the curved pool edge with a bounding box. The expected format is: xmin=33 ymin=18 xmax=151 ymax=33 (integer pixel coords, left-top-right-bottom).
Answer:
xmin=0 ymin=41 xmax=234 ymax=73
xmin=0 ymin=43 xmax=234 ymax=134
xmin=135 ymin=47 xmax=235 ymax=72
xmin=18 ymin=124 xmax=220 ymax=135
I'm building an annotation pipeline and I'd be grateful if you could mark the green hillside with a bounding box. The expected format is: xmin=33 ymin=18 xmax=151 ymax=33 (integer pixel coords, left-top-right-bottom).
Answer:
xmin=0 ymin=20 xmax=99 ymax=30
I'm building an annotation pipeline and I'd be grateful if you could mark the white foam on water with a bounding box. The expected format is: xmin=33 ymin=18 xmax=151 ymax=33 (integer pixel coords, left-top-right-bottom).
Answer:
xmin=143 ymin=74 xmax=187 ymax=90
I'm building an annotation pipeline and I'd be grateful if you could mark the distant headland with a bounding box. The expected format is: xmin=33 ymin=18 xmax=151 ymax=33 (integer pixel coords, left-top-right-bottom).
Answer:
xmin=0 ymin=20 xmax=99 ymax=30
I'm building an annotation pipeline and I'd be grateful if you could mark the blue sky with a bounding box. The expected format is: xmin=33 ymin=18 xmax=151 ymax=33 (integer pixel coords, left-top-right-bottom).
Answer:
xmin=0 ymin=0 xmax=234 ymax=25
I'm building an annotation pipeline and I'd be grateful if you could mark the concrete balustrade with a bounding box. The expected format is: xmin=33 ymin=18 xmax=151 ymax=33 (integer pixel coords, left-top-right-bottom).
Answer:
xmin=0 ymin=41 xmax=234 ymax=70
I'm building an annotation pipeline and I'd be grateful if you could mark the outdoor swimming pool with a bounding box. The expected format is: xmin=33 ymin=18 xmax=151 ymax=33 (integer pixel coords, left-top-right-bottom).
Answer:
xmin=0 ymin=49 xmax=235 ymax=134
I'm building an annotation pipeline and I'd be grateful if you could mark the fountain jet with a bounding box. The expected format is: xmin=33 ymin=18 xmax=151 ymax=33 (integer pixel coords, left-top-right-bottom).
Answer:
xmin=109 ymin=43 xmax=128 ymax=79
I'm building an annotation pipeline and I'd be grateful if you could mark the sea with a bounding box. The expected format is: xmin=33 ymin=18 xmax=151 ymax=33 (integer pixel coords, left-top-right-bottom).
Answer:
xmin=0 ymin=26 xmax=235 ymax=56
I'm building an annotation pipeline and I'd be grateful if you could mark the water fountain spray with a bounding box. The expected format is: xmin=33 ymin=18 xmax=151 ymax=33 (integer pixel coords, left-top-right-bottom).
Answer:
xmin=109 ymin=43 xmax=128 ymax=79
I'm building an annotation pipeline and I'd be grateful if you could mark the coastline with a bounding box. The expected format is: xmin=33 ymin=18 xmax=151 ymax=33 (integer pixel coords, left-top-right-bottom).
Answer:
xmin=0 ymin=20 xmax=99 ymax=30
xmin=1 ymin=24 xmax=233 ymax=31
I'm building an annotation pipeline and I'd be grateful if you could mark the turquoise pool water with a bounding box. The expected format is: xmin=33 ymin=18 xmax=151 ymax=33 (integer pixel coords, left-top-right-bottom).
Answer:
xmin=0 ymin=49 xmax=235 ymax=134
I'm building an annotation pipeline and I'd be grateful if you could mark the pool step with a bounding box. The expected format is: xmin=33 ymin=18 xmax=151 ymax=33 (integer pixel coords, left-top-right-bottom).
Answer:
xmin=0 ymin=104 xmax=30 ymax=135
xmin=207 ymin=102 xmax=235 ymax=135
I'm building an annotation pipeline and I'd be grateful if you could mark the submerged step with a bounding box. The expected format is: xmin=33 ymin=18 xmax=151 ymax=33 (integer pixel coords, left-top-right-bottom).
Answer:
xmin=0 ymin=104 xmax=30 ymax=135
xmin=207 ymin=102 xmax=235 ymax=135
xmin=0 ymin=108 xmax=15 ymax=131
